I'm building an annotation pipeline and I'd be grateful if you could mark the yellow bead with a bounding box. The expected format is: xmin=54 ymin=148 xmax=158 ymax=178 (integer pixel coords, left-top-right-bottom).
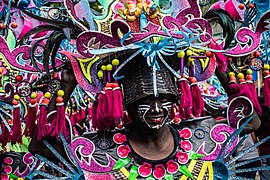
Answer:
xmin=14 ymin=94 xmax=20 ymax=100
xmin=177 ymin=51 xmax=185 ymax=58
xmin=101 ymin=65 xmax=107 ymax=71
xmin=186 ymin=50 xmax=193 ymax=56
xmin=30 ymin=92 xmax=37 ymax=99
xmin=237 ymin=73 xmax=244 ymax=79
xmin=107 ymin=64 xmax=113 ymax=71
xmin=188 ymin=57 xmax=194 ymax=62
xmin=98 ymin=70 xmax=103 ymax=79
xmin=44 ymin=92 xmax=51 ymax=98
xmin=229 ymin=72 xmax=235 ymax=77
xmin=264 ymin=64 xmax=270 ymax=70
xmin=57 ymin=90 xmax=65 ymax=97
xmin=112 ymin=59 xmax=120 ymax=66
xmin=246 ymin=69 xmax=253 ymax=75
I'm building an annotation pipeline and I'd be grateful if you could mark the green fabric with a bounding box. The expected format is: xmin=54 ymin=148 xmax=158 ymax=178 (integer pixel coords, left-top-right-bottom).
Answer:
xmin=179 ymin=165 xmax=194 ymax=179
xmin=128 ymin=165 xmax=138 ymax=180
xmin=112 ymin=158 xmax=130 ymax=170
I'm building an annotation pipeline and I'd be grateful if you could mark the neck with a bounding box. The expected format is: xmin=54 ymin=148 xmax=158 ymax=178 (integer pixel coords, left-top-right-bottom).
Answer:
xmin=130 ymin=124 xmax=171 ymax=144
xmin=128 ymin=123 xmax=174 ymax=161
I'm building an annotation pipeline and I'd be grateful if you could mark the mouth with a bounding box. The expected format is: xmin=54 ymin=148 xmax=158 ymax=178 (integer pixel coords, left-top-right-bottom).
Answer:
xmin=147 ymin=117 xmax=164 ymax=123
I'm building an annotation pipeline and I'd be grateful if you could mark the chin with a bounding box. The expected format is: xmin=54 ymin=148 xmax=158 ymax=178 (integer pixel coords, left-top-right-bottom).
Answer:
xmin=145 ymin=119 xmax=167 ymax=129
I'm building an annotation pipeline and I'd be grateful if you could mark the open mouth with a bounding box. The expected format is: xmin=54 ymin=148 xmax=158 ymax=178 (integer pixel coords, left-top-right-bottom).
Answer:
xmin=147 ymin=117 xmax=164 ymax=123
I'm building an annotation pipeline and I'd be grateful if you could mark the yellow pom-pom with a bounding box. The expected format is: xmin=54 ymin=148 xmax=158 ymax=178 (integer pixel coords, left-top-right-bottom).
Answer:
xmin=101 ymin=65 xmax=107 ymax=71
xmin=264 ymin=64 xmax=270 ymax=70
xmin=188 ymin=57 xmax=194 ymax=62
xmin=246 ymin=69 xmax=253 ymax=75
xmin=186 ymin=50 xmax=193 ymax=56
xmin=177 ymin=51 xmax=185 ymax=58
xmin=0 ymin=67 xmax=3 ymax=73
xmin=30 ymin=92 xmax=37 ymax=99
xmin=44 ymin=92 xmax=51 ymax=98
xmin=237 ymin=73 xmax=244 ymax=79
xmin=98 ymin=70 xmax=103 ymax=79
xmin=107 ymin=64 xmax=113 ymax=71
xmin=112 ymin=59 xmax=120 ymax=66
xmin=229 ymin=72 xmax=235 ymax=77
xmin=57 ymin=90 xmax=65 ymax=97
xmin=14 ymin=94 xmax=20 ymax=100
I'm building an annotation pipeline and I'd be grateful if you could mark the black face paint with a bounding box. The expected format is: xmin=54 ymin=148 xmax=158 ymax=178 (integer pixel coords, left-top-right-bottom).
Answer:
xmin=137 ymin=96 xmax=172 ymax=129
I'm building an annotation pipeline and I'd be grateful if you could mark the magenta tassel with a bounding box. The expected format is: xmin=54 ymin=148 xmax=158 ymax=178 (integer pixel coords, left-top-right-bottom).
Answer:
xmin=178 ymin=78 xmax=193 ymax=120
xmin=190 ymin=83 xmax=204 ymax=117
xmin=48 ymin=103 xmax=67 ymax=138
xmin=91 ymin=102 xmax=98 ymax=128
xmin=11 ymin=104 xmax=22 ymax=144
xmin=105 ymin=88 xmax=113 ymax=119
xmin=247 ymin=81 xmax=262 ymax=115
xmin=263 ymin=75 xmax=270 ymax=109
xmin=112 ymin=87 xmax=124 ymax=125
xmin=37 ymin=105 xmax=49 ymax=141
xmin=0 ymin=123 xmax=11 ymax=146
xmin=94 ymin=92 xmax=108 ymax=130
xmin=228 ymin=81 xmax=242 ymax=103
xmin=240 ymin=82 xmax=262 ymax=115
xmin=23 ymin=103 xmax=37 ymax=137
xmin=70 ymin=112 xmax=76 ymax=127
xmin=80 ymin=108 xmax=86 ymax=121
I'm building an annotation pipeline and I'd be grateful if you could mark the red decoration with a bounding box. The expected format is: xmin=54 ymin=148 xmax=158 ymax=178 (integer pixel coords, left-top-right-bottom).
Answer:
xmin=113 ymin=133 xmax=127 ymax=144
xmin=238 ymin=3 xmax=245 ymax=9
xmin=179 ymin=128 xmax=192 ymax=139
xmin=11 ymin=22 xmax=18 ymax=28
xmin=176 ymin=152 xmax=189 ymax=164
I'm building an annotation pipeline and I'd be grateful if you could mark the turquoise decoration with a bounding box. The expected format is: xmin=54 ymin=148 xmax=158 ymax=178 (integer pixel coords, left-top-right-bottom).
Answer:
xmin=26 ymin=134 xmax=84 ymax=179
xmin=213 ymin=161 xmax=229 ymax=180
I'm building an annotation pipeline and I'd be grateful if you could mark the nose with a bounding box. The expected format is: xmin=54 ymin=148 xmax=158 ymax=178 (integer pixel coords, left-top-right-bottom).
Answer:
xmin=150 ymin=100 xmax=163 ymax=114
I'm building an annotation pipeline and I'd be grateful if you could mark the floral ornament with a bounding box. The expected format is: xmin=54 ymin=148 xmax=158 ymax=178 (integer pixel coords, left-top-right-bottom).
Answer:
xmin=179 ymin=128 xmax=192 ymax=139
xmin=176 ymin=151 xmax=189 ymax=164
xmin=4 ymin=157 xmax=13 ymax=165
xmin=180 ymin=140 xmax=193 ymax=152
xmin=117 ymin=145 xmax=131 ymax=158
xmin=3 ymin=166 xmax=12 ymax=174
xmin=153 ymin=164 xmax=166 ymax=179
xmin=112 ymin=131 xmax=199 ymax=178
xmin=113 ymin=133 xmax=127 ymax=144
xmin=138 ymin=162 xmax=152 ymax=177
xmin=166 ymin=160 xmax=179 ymax=174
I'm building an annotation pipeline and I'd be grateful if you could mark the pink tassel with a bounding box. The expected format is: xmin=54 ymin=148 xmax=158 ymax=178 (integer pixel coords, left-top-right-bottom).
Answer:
xmin=37 ymin=105 xmax=49 ymax=141
xmin=0 ymin=123 xmax=11 ymax=146
xmin=47 ymin=96 xmax=67 ymax=138
xmin=23 ymin=103 xmax=37 ymax=137
xmin=91 ymin=102 xmax=98 ymax=128
xmin=228 ymin=79 xmax=242 ymax=103
xmin=247 ymin=80 xmax=262 ymax=115
xmin=94 ymin=92 xmax=107 ymax=130
xmin=112 ymin=84 xmax=124 ymax=125
xmin=11 ymin=104 xmax=22 ymax=144
xmin=263 ymin=75 xmax=270 ymax=109
xmin=69 ymin=112 xmax=76 ymax=127
xmin=178 ymin=78 xmax=193 ymax=120
xmin=190 ymin=78 xmax=204 ymax=117
xmin=80 ymin=107 xmax=86 ymax=121
xmin=105 ymin=87 xmax=113 ymax=119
